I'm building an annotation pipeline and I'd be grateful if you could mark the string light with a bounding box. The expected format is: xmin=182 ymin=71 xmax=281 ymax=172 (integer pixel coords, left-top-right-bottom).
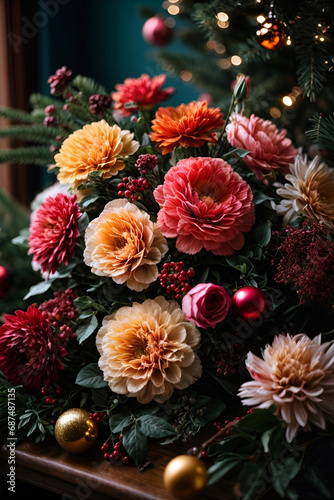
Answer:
xmin=168 ymin=4 xmax=180 ymax=15
xmin=217 ymin=58 xmax=231 ymax=69
xmin=231 ymin=55 xmax=242 ymax=66
xmin=282 ymin=95 xmax=293 ymax=106
xmin=270 ymin=107 xmax=281 ymax=118
xmin=216 ymin=12 xmax=229 ymax=22
xmin=180 ymin=71 xmax=192 ymax=82
xmin=286 ymin=36 xmax=292 ymax=46
xmin=256 ymin=15 xmax=266 ymax=24
xmin=206 ymin=40 xmax=216 ymax=50
xmin=217 ymin=20 xmax=229 ymax=29
xmin=215 ymin=43 xmax=226 ymax=54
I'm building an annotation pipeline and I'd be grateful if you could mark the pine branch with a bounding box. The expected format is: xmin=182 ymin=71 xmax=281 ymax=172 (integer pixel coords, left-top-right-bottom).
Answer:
xmin=0 ymin=125 xmax=68 ymax=144
xmin=0 ymin=146 xmax=55 ymax=166
xmin=29 ymin=93 xmax=63 ymax=109
xmin=73 ymin=75 xmax=108 ymax=97
xmin=0 ymin=106 xmax=39 ymax=123
xmin=306 ymin=112 xmax=334 ymax=153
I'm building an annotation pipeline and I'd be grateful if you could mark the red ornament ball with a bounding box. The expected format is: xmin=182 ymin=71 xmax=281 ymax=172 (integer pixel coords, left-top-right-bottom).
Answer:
xmin=142 ymin=16 xmax=173 ymax=46
xmin=256 ymin=18 xmax=288 ymax=50
xmin=231 ymin=286 xmax=269 ymax=321
xmin=0 ymin=265 xmax=11 ymax=298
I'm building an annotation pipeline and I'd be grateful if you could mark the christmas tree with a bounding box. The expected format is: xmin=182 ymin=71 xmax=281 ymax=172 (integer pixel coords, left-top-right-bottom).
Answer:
xmin=140 ymin=0 xmax=334 ymax=157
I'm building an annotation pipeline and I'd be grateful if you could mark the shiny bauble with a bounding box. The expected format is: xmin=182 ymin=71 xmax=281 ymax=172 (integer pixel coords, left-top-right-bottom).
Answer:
xmin=0 ymin=265 xmax=11 ymax=298
xmin=256 ymin=17 xmax=288 ymax=50
xmin=163 ymin=455 xmax=208 ymax=500
xmin=231 ymin=286 xmax=269 ymax=321
xmin=54 ymin=408 xmax=98 ymax=454
xmin=142 ymin=16 xmax=173 ymax=46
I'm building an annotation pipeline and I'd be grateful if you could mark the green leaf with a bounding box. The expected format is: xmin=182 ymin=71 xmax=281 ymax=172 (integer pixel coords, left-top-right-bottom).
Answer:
xmin=24 ymin=280 xmax=52 ymax=300
xmin=236 ymin=408 xmax=279 ymax=432
xmin=270 ymin=457 xmax=301 ymax=497
xmin=75 ymin=363 xmax=107 ymax=389
xmin=254 ymin=220 xmax=271 ymax=248
xmin=210 ymin=372 xmax=238 ymax=395
xmin=122 ymin=425 xmax=147 ymax=468
xmin=75 ymin=315 xmax=98 ymax=344
xmin=109 ymin=414 xmax=133 ymax=434
xmin=221 ymin=148 xmax=249 ymax=161
xmin=208 ymin=455 xmax=244 ymax=485
xmin=137 ymin=415 xmax=175 ymax=439
xmin=239 ymin=461 xmax=267 ymax=500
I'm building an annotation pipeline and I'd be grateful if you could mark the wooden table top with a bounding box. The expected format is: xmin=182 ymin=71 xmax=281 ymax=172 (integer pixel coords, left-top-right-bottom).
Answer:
xmin=0 ymin=431 xmax=239 ymax=500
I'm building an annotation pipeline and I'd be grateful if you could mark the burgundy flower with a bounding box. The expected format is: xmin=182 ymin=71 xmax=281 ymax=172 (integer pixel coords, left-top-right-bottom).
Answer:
xmin=39 ymin=289 xmax=79 ymax=342
xmin=28 ymin=193 xmax=82 ymax=275
xmin=273 ymin=223 xmax=334 ymax=304
xmin=48 ymin=66 xmax=73 ymax=95
xmin=0 ymin=305 xmax=67 ymax=390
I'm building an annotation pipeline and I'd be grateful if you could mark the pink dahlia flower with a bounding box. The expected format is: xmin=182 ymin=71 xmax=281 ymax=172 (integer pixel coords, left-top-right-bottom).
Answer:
xmin=182 ymin=283 xmax=231 ymax=328
xmin=226 ymin=113 xmax=297 ymax=183
xmin=154 ymin=157 xmax=255 ymax=256
xmin=0 ymin=305 xmax=67 ymax=390
xmin=28 ymin=193 xmax=81 ymax=275
xmin=111 ymin=74 xmax=175 ymax=117
xmin=238 ymin=334 xmax=334 ymax=442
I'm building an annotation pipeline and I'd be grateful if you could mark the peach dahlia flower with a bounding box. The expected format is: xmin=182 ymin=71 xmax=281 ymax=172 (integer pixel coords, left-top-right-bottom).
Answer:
xmin=55 ymin=120 xmax=139 ymax=188
xmin=154 ymin=157 xmax=255 ymax=256
xmin=96 ymin=296 xmax=202 ymax=404
xmin=84 ymin=199 xmax=168 ymax=291
xmin=272 ymin=154 xmax=334 ymax=231
xmin=226 ymin=113 xmax=297 ymax=183
xmin=238 ymin=333 xmax=334 ymax=442
xmin=149 ymin=101 xmax=224 ymax=154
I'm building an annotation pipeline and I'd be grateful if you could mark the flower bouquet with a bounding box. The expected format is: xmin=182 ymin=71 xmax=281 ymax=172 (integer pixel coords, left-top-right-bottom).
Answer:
xmin=0 ymin=68 xmax=334 ymax=500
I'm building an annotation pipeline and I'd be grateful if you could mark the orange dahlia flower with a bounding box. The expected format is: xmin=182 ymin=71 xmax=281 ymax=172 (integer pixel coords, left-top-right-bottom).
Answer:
xmin=55 ymin=120 xmax=139 ymax=188
xmin=112 ymin=73 xmax=175 ymax=117
xmin=149 ymin=101 xmax=225 ymax=154
xmin=84 ymin=199 xmax=168 ymax=291
xmin=96 ymin=296 xmax=202 ymax=404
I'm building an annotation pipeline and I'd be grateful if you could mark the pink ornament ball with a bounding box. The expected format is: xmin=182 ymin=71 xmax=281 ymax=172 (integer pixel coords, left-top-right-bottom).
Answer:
xmin=231 ymin=286 xmax=269 ymax=321
xmin=142 ymin=16 xmax=173 ymax=46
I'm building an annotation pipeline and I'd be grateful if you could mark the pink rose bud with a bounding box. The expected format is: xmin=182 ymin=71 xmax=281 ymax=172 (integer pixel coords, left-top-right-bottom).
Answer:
xmin=182 ymin=283 xmax=231 ymax=328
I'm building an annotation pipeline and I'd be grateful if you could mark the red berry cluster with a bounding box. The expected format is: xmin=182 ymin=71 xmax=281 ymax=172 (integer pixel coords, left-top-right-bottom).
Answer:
xmin=134 ymin=154 xmax=158 ymax=175
xmin=117 ymin=176 xmax=150 ymax=202
xmin=89 ymin=94 xmax=112 ymax=115
xmin=158 ymin=261 xmax=195 ymax=300
xmin=48 ymin=66 xmax=73 ymax=95
xmin=89 ymin=412 xmax=104 ymax=425
xmin=216 ymin=341 xmax=245 ymax=377
xmin=41 ymin=386 xmax=65 ymax=405
xmin=39 ymin=289 xmax=78 ymax=343
xmin=43 ymin=104 xmax=57 ymax=127
xmin=101 ymin=436 xmax=132 ymax=465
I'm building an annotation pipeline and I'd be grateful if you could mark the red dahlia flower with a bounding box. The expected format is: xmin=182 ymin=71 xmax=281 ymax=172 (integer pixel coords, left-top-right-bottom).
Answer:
xmin=112 ymin=74 xmax=175 ymax=117
xmin=28 ymin=193 xmax=81 ymax=275
xmin=154 ymin=157 xmax=255 ymax=256
xmin=0 ymin=305 xmax=67 ymax=390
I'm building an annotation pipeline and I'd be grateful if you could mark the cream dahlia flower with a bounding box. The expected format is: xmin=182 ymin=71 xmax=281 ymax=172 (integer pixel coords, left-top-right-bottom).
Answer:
xmin=96 ymin=296 xmax=202 ymax=404
xmin=272 ymin=154 xmax=334 ymax=231
xmin=55 ymin=120 xmax=139 ymax=189
xmin=238 ymin=333 xmax=334 ymax=442
xmin=84 ymin=199 xmax=168 ymax=291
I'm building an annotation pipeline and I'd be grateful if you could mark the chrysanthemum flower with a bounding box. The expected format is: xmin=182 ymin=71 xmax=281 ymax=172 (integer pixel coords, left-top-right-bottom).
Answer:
xmin=238 ymin=333 xmax=334 ymax=442
xmin=84 ymin=199 xmax=168 ymax=291
xmin=149 ymin=101 xmax=224 ymax=154
xmin=154 ymin=157 xmax=255 ymax=256
xmin=96 ymin=296 xmax=202 ymax=404
xmin=28 ymin=193 xmax=81 ymax=275
xmin=55 ymin=120 xmax=139 ymax=188
xmin=226 ymin=113 xmax=297 ymax=183
xmin=112 ymin=74 xmax=175 ymax=117
xmin=272 ymin=154 xmax=334 ymax=231
xmin=0 ymin=305 xmax=68 ymax=390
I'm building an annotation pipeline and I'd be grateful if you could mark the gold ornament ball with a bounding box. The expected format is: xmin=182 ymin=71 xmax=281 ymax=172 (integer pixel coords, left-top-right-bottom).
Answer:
xmin=54 ymin=408 xmax=98 ymax=454
xmin=163 ymin=455 xmax=208 ymax=500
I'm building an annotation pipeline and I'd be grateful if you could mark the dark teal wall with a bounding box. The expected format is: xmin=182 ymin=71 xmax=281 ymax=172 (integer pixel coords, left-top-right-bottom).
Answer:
xmin=37 ymin=0 xmax=198 ymax=104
